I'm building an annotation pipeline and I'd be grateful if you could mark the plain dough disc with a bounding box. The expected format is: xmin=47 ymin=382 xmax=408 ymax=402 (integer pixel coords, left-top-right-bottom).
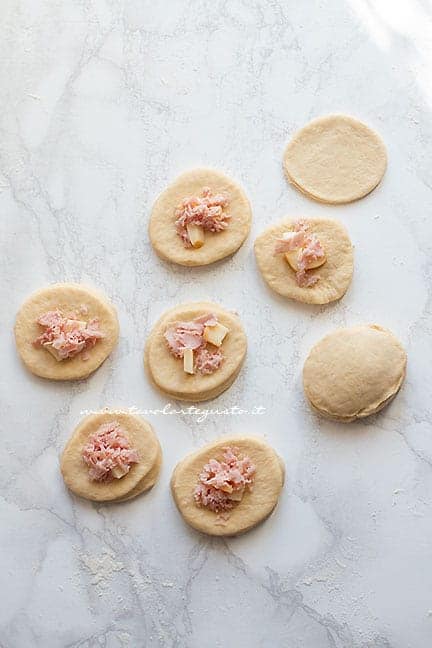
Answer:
xmin=60 ymin=411 xmax=161 ymax=502
xmin=303 ymin=324 xmax=407 ymax=422
xmin=254 ymin=217 xmax=354 ymax=304
xmin=171 ymin=436 xmax=285 ymax=537
xmin=149 ymin=168 xmax=252 ymax=266
xmin=14 ymin=283 xmax=119 ymax=381
xmin=144 ymin=302 xmax=247 ymax=402
xmin=283 ymin=115 xmax=387 ymax=204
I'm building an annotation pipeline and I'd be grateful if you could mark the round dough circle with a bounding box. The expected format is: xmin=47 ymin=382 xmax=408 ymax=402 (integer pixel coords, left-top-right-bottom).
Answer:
xmin=171 ymin=436 xmax=285 ymax=536
xmin=303 ymin=325 xmax=407 ymax=422
xmin=149 ymin=168 xmax=252 ymax=266
xmin=283 ymin=115 xmax=387 ymax=204
xmin=254 ymin=218 xmax=354 ymax=304
xmin=145 ymin=302 xmax=247 ymax=402
xmin=14 ymin=283 xmax=119 ymax=381
xmin=60 ymin=411 xmax=161 ymax=502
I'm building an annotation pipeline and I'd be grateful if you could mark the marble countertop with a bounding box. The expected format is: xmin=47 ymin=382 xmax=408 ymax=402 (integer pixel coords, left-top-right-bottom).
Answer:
xmin=1 ymin=1 xmax=432 ymax=647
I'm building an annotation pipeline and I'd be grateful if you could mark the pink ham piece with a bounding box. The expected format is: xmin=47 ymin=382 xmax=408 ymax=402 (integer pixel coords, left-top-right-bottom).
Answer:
xmin=274 ymin=220 xmax=325 ymax=288
xmin=82 ymin=421 xmax=139 ymax=482
xmin=194 ymin=447 xmax=256 ymax=513
xmin=33 ymin=310 xmax=104 ymax=360
xmin=174 ymin=187 xmax=230 ymax=247
xmin=194 ymin=346 xmax=223 ymax=374
xmin=164 ymin=313 xmax=224 ymax=375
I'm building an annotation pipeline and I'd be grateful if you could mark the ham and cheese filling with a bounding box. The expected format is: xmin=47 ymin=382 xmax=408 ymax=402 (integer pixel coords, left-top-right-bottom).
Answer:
xmin=82 ymin=421 xmax=139 ymax=482
xmin=194 ymin=447 xmax=256 ymax=513
xmin=33 ymin=309 xmax=104 ymax=361
xmin=164 ymin=313 xmax=227 ymax=375
xmin=274 ymin=220 xmax=326 ymax=288
xmin=174 ymin=187 xmax=230 ymax=248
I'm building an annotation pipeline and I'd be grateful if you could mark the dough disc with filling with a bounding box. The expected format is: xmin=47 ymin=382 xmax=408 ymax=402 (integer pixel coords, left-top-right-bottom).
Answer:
xmin=144 ymin=302 xmax=247 ymax=402
xmin=283 ymin=115 xmax=387 ymax=204
xmin=149 ymin=168 xmax=252 ymax=266
xmin=303 ymin=325 xmax=407 ymax=422
xmin=60 ymin=411 xmax=161 ymax=501
xmin=254 ymin=218 xmax=354 ymax=304
xmin=171 ymin=436 xmax=285 ymax=536
xmin=14 ymin=283 xmax=119 ymax=381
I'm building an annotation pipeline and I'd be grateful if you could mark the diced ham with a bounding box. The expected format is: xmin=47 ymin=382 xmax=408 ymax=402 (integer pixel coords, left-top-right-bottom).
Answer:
xmin=164 ymin=313 xmax=225 ymax=375
xmin=274 ymin=230 xmax=306 ymax=254
xmin=194 ymin=447 xmax=256 ymax=513
xmin=33 ymin=309 xmax=104 ymax=360
xmin=175 ymin=187 xmax=230 ymax=247
xmin=194 ymin=346 xmax=223 ymax=374
xmin=82 ymin=421 xmax=139 ymax=482
xmin=274 ymin=220 xmax=325 ymax=288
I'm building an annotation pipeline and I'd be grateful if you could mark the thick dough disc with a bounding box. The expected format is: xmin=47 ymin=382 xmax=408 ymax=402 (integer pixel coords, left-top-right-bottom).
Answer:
xmin=149 ymin=168 xmax=252 ymax=266
xmin=144 ymin=302 xmax=247 ymax=402
xmin=60 ymin=411 xmax=161 ymax=501
xmin=171 ymin=436 xmax=285 ymax=537
xmin=283 ymin=115 xmax=387 ymax=204
xmin=14 ymin=283 xmax=119 ymax=381
xmin=254 ymin=218 xmax=354 ymax=304
xmin=303 ymin=324 xmax=407 ymax=422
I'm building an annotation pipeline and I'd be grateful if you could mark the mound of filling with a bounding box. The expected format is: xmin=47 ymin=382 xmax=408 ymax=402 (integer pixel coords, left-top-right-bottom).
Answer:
xmin=33 ymin=308 xmax=104 ymax=361
xmin=174 ymin=186 xmax=230 ymax=248
xmin=82 ymin=421 xmax=139 ymax=482
xmin=274 ymin=220 xmax=326 ymax=287
xmin=194 ymin=446 xmax=256 ymax=513
xmin=164 ymin=313 xmax=229 ymax=375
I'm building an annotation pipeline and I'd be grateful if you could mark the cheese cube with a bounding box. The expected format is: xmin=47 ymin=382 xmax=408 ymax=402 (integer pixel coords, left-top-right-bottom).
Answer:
xmin=186 ymin=224 xmax=205 ymax=249
xmin=203 ymin=322 xmax=229 ymax=347
xmin=43 ymin=343 xmax=63 ymax=362
xmin=111 ymin=464 xmax=129 ymax=479
xmin=183 ymin=347 xmax=195 ymax=374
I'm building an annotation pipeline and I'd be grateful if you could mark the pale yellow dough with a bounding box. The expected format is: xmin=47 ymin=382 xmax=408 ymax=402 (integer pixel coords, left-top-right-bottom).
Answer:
xmin=303 ymin=325 xmax=407 ymax=422
xmin=60 ymin=411 xmax=161 ymax=502
xmin=254 ymin=218 xmax=354 ymax=304
xmin=149 ymin=168 xmax=252 ymax=266
xmin=14 ymin=283 xmax=119 ymax=381
xmin=283 ymin=115 xmax=387 ymax=204
xmin=171 ymin=436 xmax=285 ymax=537
xmin=144 ymin=302 xmax=247 ymax=402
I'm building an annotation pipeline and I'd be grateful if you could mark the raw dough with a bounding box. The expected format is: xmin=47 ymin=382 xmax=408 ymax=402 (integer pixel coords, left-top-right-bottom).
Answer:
xmin=61 ymin=411 xmax=161 ymax=502
xmin=14 ymin=283 xmax=119 ymax=381
xmin=254 ymin=218 xmax=354 ymax=304
xmin=149 ymin=168 xmax=252 ymax=266
xmin=171 ymin=436 xmax=285 ymax=536
xmin=303 ymin=324 xmax=407 ymax=422
xmin=114 ymin=447 xmax=163 ymax=502
xmin=283 ymin=115 xmax=387 ymax=204
xmin=144 ymin=302 xmax=247 ymax=402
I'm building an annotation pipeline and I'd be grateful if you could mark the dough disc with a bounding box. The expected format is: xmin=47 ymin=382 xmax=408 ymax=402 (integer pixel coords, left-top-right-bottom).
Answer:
xmin=144 ymin=302 xmax=247 ymax=402
xmin=14 ymin=283 xmax=119 ymax=381
xmin=283 ymin=115 xmax=387 ymax=204
xmin=171 ymin=436 xmax=285 ymax=536
xmin=254 ymin=217 xmax=354 ymax=304
xmin=149 ymin=168 xmax=251 ymax=266
xmin=60 ymin=411 xmax=161 ymax=501
xmin=303 ymin=324 xmax=407 ymax=422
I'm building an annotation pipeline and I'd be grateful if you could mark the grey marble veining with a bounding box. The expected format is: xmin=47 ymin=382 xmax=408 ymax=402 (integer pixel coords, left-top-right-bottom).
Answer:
xmin=1 ymin=1 xmax=432 ymax=646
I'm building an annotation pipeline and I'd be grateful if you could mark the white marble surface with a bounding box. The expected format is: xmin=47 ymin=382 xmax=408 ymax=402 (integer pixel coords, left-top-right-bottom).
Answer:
xmin=1 ymin=1 xmax=432 ymax=646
